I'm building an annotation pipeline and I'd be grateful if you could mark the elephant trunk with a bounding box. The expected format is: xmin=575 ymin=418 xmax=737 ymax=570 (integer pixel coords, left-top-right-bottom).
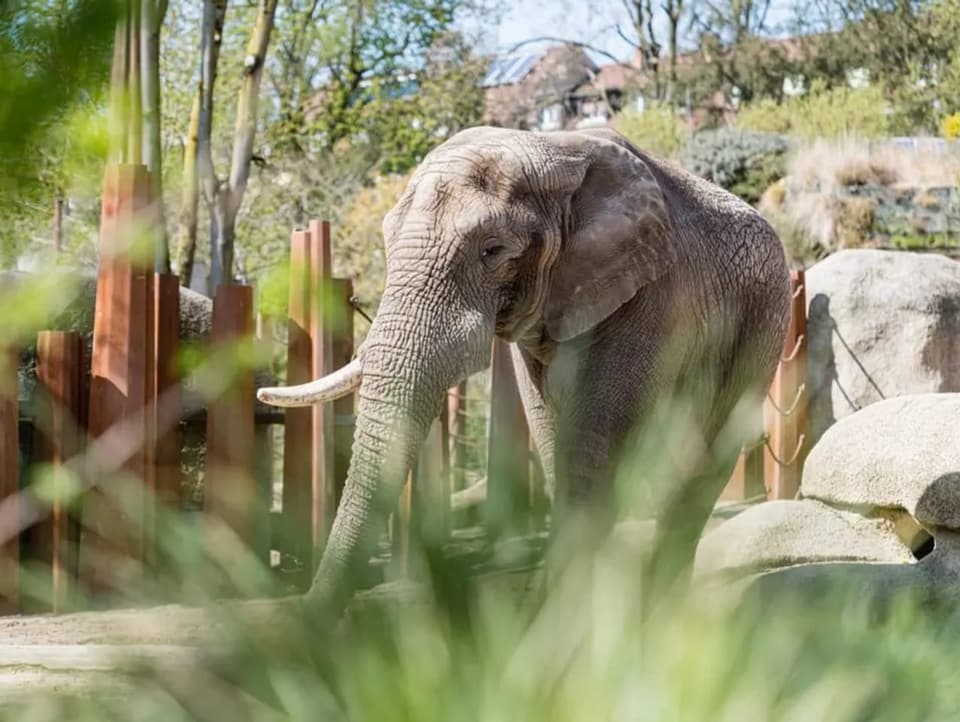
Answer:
xmin=301 ymin=304 xmax=452 ymax=621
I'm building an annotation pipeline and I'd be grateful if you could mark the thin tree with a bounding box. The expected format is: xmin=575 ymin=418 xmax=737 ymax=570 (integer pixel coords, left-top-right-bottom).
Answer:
xmin=141 ymin=0 xmax=170 ymax=273
xmin=174 ymin=0 xmax=278 ymax=289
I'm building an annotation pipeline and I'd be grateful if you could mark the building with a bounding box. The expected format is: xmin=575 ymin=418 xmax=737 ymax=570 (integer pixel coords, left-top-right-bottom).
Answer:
xmin=482 ymin=44 xmax=644 ymax=132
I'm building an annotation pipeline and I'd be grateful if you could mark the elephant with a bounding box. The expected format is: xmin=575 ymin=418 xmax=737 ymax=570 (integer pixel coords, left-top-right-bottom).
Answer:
xmin=258 ymin=126 xmax=792 ymax=620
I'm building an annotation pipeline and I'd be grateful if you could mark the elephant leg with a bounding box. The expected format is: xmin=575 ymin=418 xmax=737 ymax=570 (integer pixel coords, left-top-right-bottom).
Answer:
xmin=641 ymin=437 xmax=739 ymax=616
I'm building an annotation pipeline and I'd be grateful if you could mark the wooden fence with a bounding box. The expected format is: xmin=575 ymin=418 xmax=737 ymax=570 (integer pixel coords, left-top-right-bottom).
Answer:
xmin=0 ymin=164 xmax=809 ymax=611
xmin=722 ymin=270 xmax=809 ymax=502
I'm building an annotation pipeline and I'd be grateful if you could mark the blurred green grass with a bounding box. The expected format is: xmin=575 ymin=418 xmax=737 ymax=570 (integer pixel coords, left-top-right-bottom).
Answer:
xmin=4 ymin=516 xmax=960 ymax=722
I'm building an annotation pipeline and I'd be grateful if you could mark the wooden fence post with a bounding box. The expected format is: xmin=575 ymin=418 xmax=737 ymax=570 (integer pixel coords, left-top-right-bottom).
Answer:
xmin=485 ymin=340 xmax=531 ymax=538
xmin=29 ymin=332 xmax=84 ymax=611
xmin=150 ymin=273 xmax=181 ymax=566
xmin=80 ymin=163 xmax=156 ymax=595
xmin=720 ymin=405 xmax=766 ymax=502
xmin=308 ymin=219 xmax=335 ymax=567
xmin=281 ymin=228 xmax=313 ymax=580
xmin=205 ymin=284 xmax=256 ymax=555
xmin=0 ymin=345 xmax=19 ymax=611
xmin=765 ymin=270 xmax=809 ymax=500
xmin=331 ymin=278 xmax=355 ymax=508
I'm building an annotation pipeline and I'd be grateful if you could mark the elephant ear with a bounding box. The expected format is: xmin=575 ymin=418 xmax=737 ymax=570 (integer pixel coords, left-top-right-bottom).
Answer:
xmin=543 ymin=133 xmax=677 ymax=342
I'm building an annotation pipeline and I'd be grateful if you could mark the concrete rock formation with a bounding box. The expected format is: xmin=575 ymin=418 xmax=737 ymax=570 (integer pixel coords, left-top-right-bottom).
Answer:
xmin=806 ymin=249 xmax=960 ymax=444
xmin=801 ymin=393 xmax=960 ymax=531
xmin=694 ymin=499 xmax=915 ymax=577
xmin=698 ymin=392 xmax=960 ymax=611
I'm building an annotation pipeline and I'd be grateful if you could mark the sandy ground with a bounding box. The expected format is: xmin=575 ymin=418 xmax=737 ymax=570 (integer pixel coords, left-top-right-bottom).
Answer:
xmin=0 ymin=505 xmax=751 ymax=703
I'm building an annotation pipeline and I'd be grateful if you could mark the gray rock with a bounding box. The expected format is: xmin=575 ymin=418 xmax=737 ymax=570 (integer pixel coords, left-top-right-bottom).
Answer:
xmin=737 ymin=529 xmax=960 ymax=614
xmin=801 ymin=393 xmax=960 ymax=530
xmin=694 ymin=499 xmax=915 ymax=578
xmin=806 ymin=249 xmax=960 ymax=444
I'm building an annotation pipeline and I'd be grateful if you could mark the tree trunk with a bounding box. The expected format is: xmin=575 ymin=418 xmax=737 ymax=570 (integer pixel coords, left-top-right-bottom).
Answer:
xmin=127 ymin=0 xmax=142 ymax=165
xmin=179 ymin=0 xmax=226 ymax=290
xmin=175 ymin=91 xmax=201 ymax=288
xmin=666 ymin=0 xmax=682 ymax=104
xmin=108 ymin=6 xmax=131 ymax=163
xmin=141 ymin=0 xmax=170 ymax=273
xmin=210 ymin=0 xmax=278 ymax=288
xmin=52 ymin=194 xmax=64 ymax=255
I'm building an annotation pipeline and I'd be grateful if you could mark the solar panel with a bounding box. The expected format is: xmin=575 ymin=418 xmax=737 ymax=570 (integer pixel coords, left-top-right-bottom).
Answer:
xmin=497 ymin=55 xmax=526 ymax=83
xmin=481 ymin=52 xmax=542 ymax=87
xmin=503 ymin=53 xmax=539 ymax=83
xmin=481 ymin=58 xmax=509 ymax=87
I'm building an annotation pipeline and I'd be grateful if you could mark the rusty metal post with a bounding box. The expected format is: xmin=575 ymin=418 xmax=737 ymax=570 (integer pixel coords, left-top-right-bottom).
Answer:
xmin=720 ymin=404 xmax=766 ymax=502
xmin=485 ymin=339 xmax=531 ymax=538
xmin=330 ymin=278 xmax=354 ymax=509
xmin=308 ymin=219 xmax=335 ymax=567
xmin=30 ymin=332 xmax=84 ymax=611
xmin=205 ymin=285 xmax=256 ymax=550
xmin=765 ymin=270 xmax=808 ymax=500
xmin=0 ymin=344 xmax=19 ymax=611
xmin=281 ymin=228 xmax=313 ymax=578
xmin=80 ymin=163 xmax=156 ymax=595
xmin=151 ymin=274 xmax=181 ymax=558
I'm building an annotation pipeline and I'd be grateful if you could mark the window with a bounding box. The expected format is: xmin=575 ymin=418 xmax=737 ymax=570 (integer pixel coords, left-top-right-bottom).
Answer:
xmin=538 ymin=103 xmax=564 ymax=131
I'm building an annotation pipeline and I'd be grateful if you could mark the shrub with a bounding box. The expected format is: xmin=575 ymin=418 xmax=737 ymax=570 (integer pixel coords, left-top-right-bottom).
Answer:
xmin=678 ymin=128 xmax=791 ymax=204
xmin=614 ymin=104 xmax=689 ymax=158
xmin=736 ymin=81 xmax=890 ymax=140
xmin=833 ymin=157 xmax=899 ymax=187
xmin=831 ymin=197 xmax=876 ymax=247
xmin=941 ymin=112 xmax=960 ymax=140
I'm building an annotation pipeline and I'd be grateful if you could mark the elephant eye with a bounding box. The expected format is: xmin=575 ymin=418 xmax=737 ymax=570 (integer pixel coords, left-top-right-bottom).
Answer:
xmin=480 ymin=240 xmax=506 ymax=264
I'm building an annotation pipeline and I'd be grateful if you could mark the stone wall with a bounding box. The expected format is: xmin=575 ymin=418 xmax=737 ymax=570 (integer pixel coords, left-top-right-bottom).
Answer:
xmin=839 ymin=183 xmax=960 ymax=240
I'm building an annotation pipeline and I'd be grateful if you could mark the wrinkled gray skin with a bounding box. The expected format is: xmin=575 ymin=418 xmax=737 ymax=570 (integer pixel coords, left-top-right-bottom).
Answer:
xmin=304 ymin=126 xmax=791 ymax=619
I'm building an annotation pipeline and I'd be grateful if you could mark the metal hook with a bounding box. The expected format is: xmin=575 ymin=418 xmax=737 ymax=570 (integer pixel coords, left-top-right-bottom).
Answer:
xmin=766 ymin=383 xmax=806 ymax=417
xmin=780 ymin=334 xmax=805 ymax=363
xmin=765 ymin=434 xmax=806 ymax=467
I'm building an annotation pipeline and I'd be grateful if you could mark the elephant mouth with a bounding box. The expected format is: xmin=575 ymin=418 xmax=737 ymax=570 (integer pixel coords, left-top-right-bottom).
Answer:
xmin=256 ymin=357 xmax=362 ymax=407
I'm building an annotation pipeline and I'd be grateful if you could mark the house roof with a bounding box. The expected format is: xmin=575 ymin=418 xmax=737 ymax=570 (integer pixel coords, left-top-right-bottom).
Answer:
xmin=481 ymin=51 xmax=543 ymax=87
xmin=571 ymin=62 xmax=646 ymax=95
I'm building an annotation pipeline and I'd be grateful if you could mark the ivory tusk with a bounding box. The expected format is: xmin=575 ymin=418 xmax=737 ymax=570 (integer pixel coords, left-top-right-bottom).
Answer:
xmin=450 ymin=477 xmax=487 ymax=512
xmin=256 ymin=358 xmax=362 ymax=407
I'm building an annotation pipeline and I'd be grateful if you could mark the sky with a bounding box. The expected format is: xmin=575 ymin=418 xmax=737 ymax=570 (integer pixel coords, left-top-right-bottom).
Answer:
xmin=492 ymin=0 xmax=636 ymax=60
xmin=485 ymin=0 xmax=800 ymax=63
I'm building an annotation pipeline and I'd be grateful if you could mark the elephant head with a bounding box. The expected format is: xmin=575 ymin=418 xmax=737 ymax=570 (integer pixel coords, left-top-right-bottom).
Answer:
xmin=257 ymin=127 xmax=677 ymax=619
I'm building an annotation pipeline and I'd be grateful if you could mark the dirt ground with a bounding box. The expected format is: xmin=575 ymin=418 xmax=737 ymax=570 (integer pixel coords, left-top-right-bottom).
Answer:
xmin=0 ymin=505 xmax=749 ymax=703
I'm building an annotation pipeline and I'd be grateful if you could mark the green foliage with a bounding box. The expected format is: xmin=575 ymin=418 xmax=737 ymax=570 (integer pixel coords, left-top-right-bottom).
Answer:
xmin=267 ymin=1 xmax=483 ymax=156
xmin=736 ymin=82 xmax=891 ymax=140
xmin=613 ymin=104 xmax=689 ymax=158
xmin=359 ymin=32 xmax=487 ymax=174
xmin=678 ymin=128 xmax=791 ymax=204
xmin=0 ymin=0 xmax=117 ymax=266
xmin=810 ymin=0 xmax=960 ymax=134
xmin=890 ymin=233 xmax=960 ymax=249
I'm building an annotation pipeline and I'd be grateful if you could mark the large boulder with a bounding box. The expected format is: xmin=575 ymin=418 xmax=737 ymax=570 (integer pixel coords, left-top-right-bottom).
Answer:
xmin=801 ymin=393 xmax=960 ymax=532
xmin=806 ymin=249 xmax=960 ymax=443
xmin=737 ymin=530 xmax=960 ymax=615
xmin=694 ymin=499 xmax=915 ymax=578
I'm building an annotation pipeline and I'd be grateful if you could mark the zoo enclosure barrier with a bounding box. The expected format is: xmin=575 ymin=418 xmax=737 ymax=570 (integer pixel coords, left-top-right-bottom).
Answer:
xmin=0 ymin=164 xmax=808 ymax=611
xmin=721 ymin=270 xmax=809 ymax=503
